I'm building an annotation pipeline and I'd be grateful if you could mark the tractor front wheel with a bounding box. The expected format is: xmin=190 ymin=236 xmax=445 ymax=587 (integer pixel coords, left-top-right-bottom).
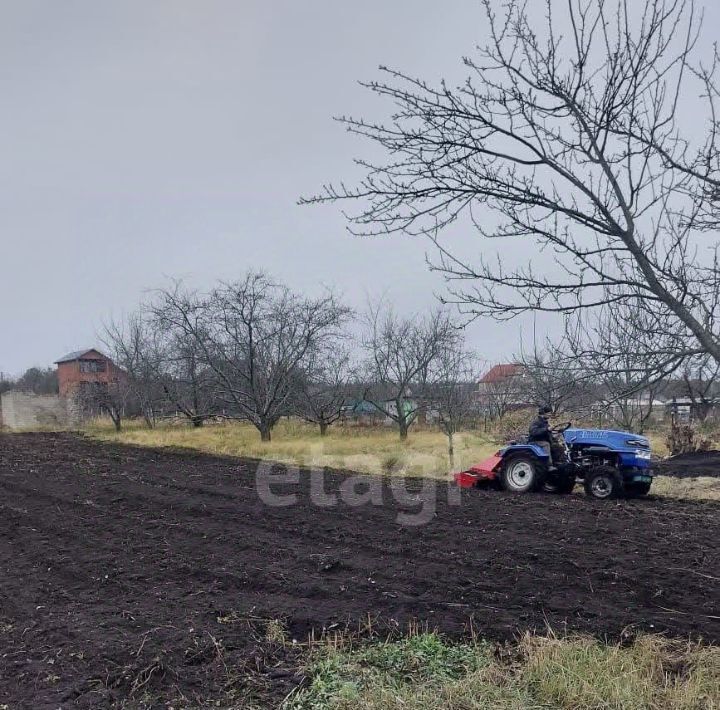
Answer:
xmin=500 ymin=456 xmax=546 ymax=493
xmin=584 ymin=466 xmax=624 ymax=500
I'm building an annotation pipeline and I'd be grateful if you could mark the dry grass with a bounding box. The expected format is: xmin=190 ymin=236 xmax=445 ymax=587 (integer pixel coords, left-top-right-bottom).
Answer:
xmin=518 ymin=634 xmax=720 ymax=710
xmin=285 ymin=631 xmax=720 ymax=710
xmin=88 ymin=419 xmax=499 ymax=480
xmin=652 ymin=475 xmax=720 ymax=501
xmin=646 ymin=431 xmax=671 ymax=457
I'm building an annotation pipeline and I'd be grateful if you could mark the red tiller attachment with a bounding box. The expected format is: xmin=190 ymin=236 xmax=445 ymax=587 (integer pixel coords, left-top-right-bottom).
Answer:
xmin=453 ymin=453 xmax=503 ymax=488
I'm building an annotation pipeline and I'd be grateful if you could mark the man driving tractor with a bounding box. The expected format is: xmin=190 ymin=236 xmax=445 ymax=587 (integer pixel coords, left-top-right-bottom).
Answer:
xmin=454 ymin=407 xmax=655 ymax=499
xmin=528 ymin=405 xmax=559 ymax=465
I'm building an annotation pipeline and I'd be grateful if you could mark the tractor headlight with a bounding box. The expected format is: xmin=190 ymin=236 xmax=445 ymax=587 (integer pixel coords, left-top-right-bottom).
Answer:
xmin=626 ymin=438 xmax=649 ymax=447
xmin=635 ymin=449 xmax=652 ymax=460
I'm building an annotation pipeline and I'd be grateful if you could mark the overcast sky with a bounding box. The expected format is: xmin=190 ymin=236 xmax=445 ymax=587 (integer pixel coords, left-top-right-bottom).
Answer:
xmin=1 ymin=1 xmax=718 ymax=376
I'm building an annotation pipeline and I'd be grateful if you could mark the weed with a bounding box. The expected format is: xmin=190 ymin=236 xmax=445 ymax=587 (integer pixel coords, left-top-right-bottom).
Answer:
xmin=266 ymin=619 xmax=289 ymax=645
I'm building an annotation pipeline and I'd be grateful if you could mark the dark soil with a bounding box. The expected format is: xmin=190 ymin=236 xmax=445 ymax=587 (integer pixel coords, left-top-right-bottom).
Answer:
xmin=1 ymin=433 xmax=718 ymax=709
xmin=657 ymin=449 xmax=720 ymax=478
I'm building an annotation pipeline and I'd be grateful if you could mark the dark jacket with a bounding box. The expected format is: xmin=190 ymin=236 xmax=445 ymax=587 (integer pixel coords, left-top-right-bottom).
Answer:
xmin=528 ymin=415 xmax=551 ymax=443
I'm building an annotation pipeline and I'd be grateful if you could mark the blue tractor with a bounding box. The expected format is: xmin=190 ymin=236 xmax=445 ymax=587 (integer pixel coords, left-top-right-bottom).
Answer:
xmin=455 ymin=424 xmax=653 ymax=499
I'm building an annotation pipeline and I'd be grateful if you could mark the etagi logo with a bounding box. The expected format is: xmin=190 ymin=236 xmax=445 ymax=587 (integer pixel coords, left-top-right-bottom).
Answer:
xmin=255 ymin=457 xmax=461 ymax=527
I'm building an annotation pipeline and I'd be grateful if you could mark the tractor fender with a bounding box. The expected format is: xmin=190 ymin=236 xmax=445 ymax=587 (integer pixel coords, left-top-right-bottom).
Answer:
xmin=499 ymin=443 xmax=550 ymax=460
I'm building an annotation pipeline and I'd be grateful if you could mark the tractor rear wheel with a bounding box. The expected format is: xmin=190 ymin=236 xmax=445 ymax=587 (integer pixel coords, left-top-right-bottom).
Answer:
xmin=584 ymin=466 xmax=624 ymax=500
xmin=500 ymin=456 xmax=546 ymax=493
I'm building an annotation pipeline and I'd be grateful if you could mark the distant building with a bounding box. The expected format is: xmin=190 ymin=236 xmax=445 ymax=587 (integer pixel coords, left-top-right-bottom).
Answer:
xmin=664 ymin=396 xmax=720 ymax=423
xmin=340 ymin=397 xmax=420 ymax=426
xmin=379 ymin=398 xmax=419 ymax=425
xmin=54 ymin=349 xmax=125 ymax=399
xmin=340 ymin=399 xmax=384 ymax=425
xmin=479 ymin=363 xmax=526 ymax=386
xmin=590 ymin=392 xmax=667 ymax=425
xmin=0 ymin=349 xmax=126 ymax=430
xmin=477 ymin=363 xmax=530 ymax=414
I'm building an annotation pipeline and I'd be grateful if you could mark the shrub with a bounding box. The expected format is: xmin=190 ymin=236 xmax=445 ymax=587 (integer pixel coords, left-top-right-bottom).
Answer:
xmin=665 ymin=423 xmax=712 ymax=456
xmin=382 ymin=455 xmax=403 ymax=475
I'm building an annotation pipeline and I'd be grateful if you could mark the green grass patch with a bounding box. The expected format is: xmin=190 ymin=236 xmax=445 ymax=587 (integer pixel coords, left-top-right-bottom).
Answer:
xmin=285 ymin=632 xmax=720 ymax=710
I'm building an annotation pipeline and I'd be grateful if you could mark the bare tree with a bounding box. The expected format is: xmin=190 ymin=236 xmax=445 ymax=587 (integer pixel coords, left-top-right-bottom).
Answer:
xmin=102 ymin=314 xmax=164 ymax=428
xmin=563 ymin=303 xmax=672 ymax=431
xmin=295 ymin=345 xmax=355 ymax=436
xmin=14 ymin=367 xmax=58 ymax=395
xmin=75 ymin=380 xmax=130 ymax=432
xmin=517 ymin=345 xmax=584 ymax=415
xmin=306 ymin=0 xmax=720 ymax=367
xmin=592 ymin=377 xmax=662 ymax=433
xmin=677 ymin=353 xmax=720 ymax=421
xmin=429 ymin=345 xmax=480 ymax=466
xmin=149 ymin=286 xmax=217 ymax=428
xmin=0 ymin=373 xmax=12 ymax=395
xmin=478 ymin=365 xmax=526 ymax=421
xmin=362 ymin=303 xmax=459 ymax=440
xmin=159 ymin=273 xmax=350 ymax=441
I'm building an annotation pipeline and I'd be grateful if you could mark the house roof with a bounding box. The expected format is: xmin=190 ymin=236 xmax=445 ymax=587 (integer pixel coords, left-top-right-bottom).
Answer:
xmin=54 ymin=348 xmax=107 ymax=364
xmin=480 ymin=363 xmax=524 ymax=384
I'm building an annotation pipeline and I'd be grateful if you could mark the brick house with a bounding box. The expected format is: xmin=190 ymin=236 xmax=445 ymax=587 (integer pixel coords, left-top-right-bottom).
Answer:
xmin=54 ymin=349 xmax=125 ymax=399
xmin=477 ymin=363 xmax=530 ymax=416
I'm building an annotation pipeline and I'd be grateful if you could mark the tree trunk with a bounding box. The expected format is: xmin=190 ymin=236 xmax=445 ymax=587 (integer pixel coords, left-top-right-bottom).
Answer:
xmin=417 ymin=403 xmax=427 ymax=425
xmin=398 ymin=418 xmax=409 ymax=441
xmin=260 ymin=424 xmax=272 ymax=442
xmin=319 ymin=421 xmax=329 ymax=436
xmin=143 ymin=408 xmax=155 ymax=429
xmin=696 ymin=402 xmax=711 ymax=422
xmin=103 ymin=404 xmax=122 ymax=432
